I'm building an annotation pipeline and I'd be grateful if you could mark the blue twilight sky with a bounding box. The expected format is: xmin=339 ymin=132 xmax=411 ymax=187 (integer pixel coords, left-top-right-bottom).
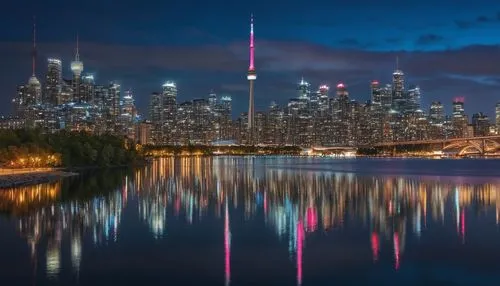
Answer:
xmin=1 ymin=0 xmax=500 ymax=118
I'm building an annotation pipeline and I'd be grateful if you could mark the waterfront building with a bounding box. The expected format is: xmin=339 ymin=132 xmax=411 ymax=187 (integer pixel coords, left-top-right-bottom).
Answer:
xmin=136 ymin=121 xmax=153 ymax=145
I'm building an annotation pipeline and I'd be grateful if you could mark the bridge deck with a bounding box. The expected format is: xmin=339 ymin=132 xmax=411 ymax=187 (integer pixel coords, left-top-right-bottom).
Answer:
xmin=373 ymin=135 xmax=500 ymax=147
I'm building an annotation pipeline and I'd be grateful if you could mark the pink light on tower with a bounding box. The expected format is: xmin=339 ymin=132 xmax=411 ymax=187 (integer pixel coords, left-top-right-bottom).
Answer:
xmin=249 ymin=14 xmax=255 ymax=71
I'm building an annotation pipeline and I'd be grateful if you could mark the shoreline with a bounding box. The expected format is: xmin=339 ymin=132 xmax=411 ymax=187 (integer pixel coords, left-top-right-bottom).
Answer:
xmin=0 ymin=170 xmax=78 ymax=189
xmin=0 ymin=163 xmax=143 ymax=189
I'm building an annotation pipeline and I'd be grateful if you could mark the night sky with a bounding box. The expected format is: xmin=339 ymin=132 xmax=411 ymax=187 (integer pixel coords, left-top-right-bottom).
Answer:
xmin=1 ymin=0 xmax=500 ymax=118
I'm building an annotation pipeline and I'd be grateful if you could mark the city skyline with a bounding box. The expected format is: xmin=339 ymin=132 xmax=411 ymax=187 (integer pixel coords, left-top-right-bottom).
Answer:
xmin=1 ymin=1 xmax=500 ymax=118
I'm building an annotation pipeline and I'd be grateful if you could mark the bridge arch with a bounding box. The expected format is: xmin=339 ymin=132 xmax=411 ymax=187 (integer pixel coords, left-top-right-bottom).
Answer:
xmin=443 ymin=141 xmax=467 ymax=151
xmin=458 ymin=145 xmax=483 ymax=156
xmin=484 ymin=139 xmax=500 ymax=151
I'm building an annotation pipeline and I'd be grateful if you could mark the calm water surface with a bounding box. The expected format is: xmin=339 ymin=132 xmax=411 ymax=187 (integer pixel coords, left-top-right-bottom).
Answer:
xmin=1 ymin=157 xmax=500 ymax=285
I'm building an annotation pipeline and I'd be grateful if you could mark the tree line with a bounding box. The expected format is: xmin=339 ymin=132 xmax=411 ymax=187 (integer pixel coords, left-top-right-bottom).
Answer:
xmin=0 ymin=129 xmax=140 ymax=168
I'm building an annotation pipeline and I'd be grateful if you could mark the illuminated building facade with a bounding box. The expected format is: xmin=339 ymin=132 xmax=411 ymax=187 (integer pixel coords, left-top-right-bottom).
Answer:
xmin=44 ymin=58 xmax=62 ymax=105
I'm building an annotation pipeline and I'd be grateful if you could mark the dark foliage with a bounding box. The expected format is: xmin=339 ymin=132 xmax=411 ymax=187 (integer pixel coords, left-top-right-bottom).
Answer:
xmin=0 ymin=129 xmax=139 ymax=168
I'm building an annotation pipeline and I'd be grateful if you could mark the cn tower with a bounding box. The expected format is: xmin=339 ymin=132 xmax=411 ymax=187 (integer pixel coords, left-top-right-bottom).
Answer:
xmin=247 ymin=14 xmax=257 ymax=144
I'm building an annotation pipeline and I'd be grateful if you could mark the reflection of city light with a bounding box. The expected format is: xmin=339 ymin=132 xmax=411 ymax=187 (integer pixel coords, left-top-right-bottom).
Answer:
xmin=8 ymin=157 xmax=500 ymax=279
xmin=46 ymin=245 xmax=60 ymax=278
xmin=71 ymin=236 xmax=82 ymax=273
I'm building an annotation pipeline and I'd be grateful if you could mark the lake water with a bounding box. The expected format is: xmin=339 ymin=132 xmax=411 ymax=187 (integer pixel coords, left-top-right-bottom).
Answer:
xmin=1 ymin=157 xmax=500 ymax=285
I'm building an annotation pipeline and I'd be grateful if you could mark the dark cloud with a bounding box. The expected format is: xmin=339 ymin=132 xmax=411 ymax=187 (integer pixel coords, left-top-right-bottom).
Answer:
xmin=455 ymin=12 xmax=500 ymax=29
xmin=337 ymin=38 xmax=361 ymax=47
xmin=476 ymin=15 xmax=491 ymax=23
xmin=455 ymin=20 xmax=473 ymax=29
xmin=415 ymin=34 xmax=444 ymax=46
xmin=386 ymin=38 xmax=402 ymax=44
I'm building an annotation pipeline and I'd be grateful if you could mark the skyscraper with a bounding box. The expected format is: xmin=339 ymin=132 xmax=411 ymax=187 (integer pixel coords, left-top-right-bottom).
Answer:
xmin=71 ymin=35 xmax=84 ymax=103
xmin=150 ymin=92 xmax=162 ymax=144
xmin=161 ymin=81 xmax=178 ymax=144
xmin=318 ymin=85 xmax=329 ymax=114
xmin=119 ymin=89 xmax=137 ymax=139
xmin=105 ymin=82 xmax=120 ymax=132
xmin=392 ymin=57 xmax=405 ymax=112
xmin=405 ymin=85 xmax=421 ymax=113
xmin=208 ymin=90 xmax=217 ymax=108
xmin=297 ymin=78 xmax=310 ymax=99
xmin=496 ymin=102 xmax=500 ymax=133
xmin=81 ymin=74 xmax=95 ymax=104
xmin=370 ymin=81 xmax=384 ymax=144
xmin=333 ymin=83 xmax=351 ymax=145
xmin=247 ymin=14 xmax=257 ymax=144
xmin=429 ymin=101 xmax=444 ymax=125
xmin=380 ymin=84 xmax=392 ymax=111
xmin=471 ymin=112 xmax=490 ymax=136
xmin=452 ymin=97 xmax=467 ymax=138
xmin=44 ymin=58 xmax=62 ymax=105
xmin=370 ymin=80 xmax=381 ymax=106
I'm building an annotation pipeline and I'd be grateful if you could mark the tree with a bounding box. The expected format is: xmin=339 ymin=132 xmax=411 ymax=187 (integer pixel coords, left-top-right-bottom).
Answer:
xmin=100 ymin=144 xmax=115 ymax=167
xmin=83 ymin=142 xmax=98 ymax=164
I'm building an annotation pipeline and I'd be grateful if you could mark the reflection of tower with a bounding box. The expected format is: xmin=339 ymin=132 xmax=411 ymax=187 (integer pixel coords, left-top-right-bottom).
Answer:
xmin=297 ymin=219 xmax=304 ymax=286
xmin=393 ymin=232 xmax=400 ymax=270
xmin=371 ymin=232 xmax=379 ymax=261
xmin=247 ymin=14 xmax=257 ymax=144
xmin=306 ymin=206 xmax=317 ymax=232
xmin=71 ymin=35 xmax=84 ymax=102
xmin=460 ymin=209 xmax=465 ymax=244
xmin=224 ymin=197 xmax=231 ymax=286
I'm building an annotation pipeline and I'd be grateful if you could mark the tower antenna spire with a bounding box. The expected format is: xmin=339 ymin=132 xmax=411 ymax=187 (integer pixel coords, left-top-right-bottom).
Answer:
xmin=76 ymin=33 xmax=80 ymax=61
xmin=32 ymin=16 xmax=36 ymax=76
xmin=396 ymin=55 xmax=399 ymax=70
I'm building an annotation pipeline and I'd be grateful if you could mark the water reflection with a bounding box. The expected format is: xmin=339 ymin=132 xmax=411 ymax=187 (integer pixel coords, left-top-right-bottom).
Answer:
xmin=1 ymin=157 xmax=500 ymax=285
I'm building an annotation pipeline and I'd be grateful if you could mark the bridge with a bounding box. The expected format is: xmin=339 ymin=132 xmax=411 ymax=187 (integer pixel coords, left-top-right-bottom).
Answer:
xmin=372 ymin=135 xmax=500 ymax=155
